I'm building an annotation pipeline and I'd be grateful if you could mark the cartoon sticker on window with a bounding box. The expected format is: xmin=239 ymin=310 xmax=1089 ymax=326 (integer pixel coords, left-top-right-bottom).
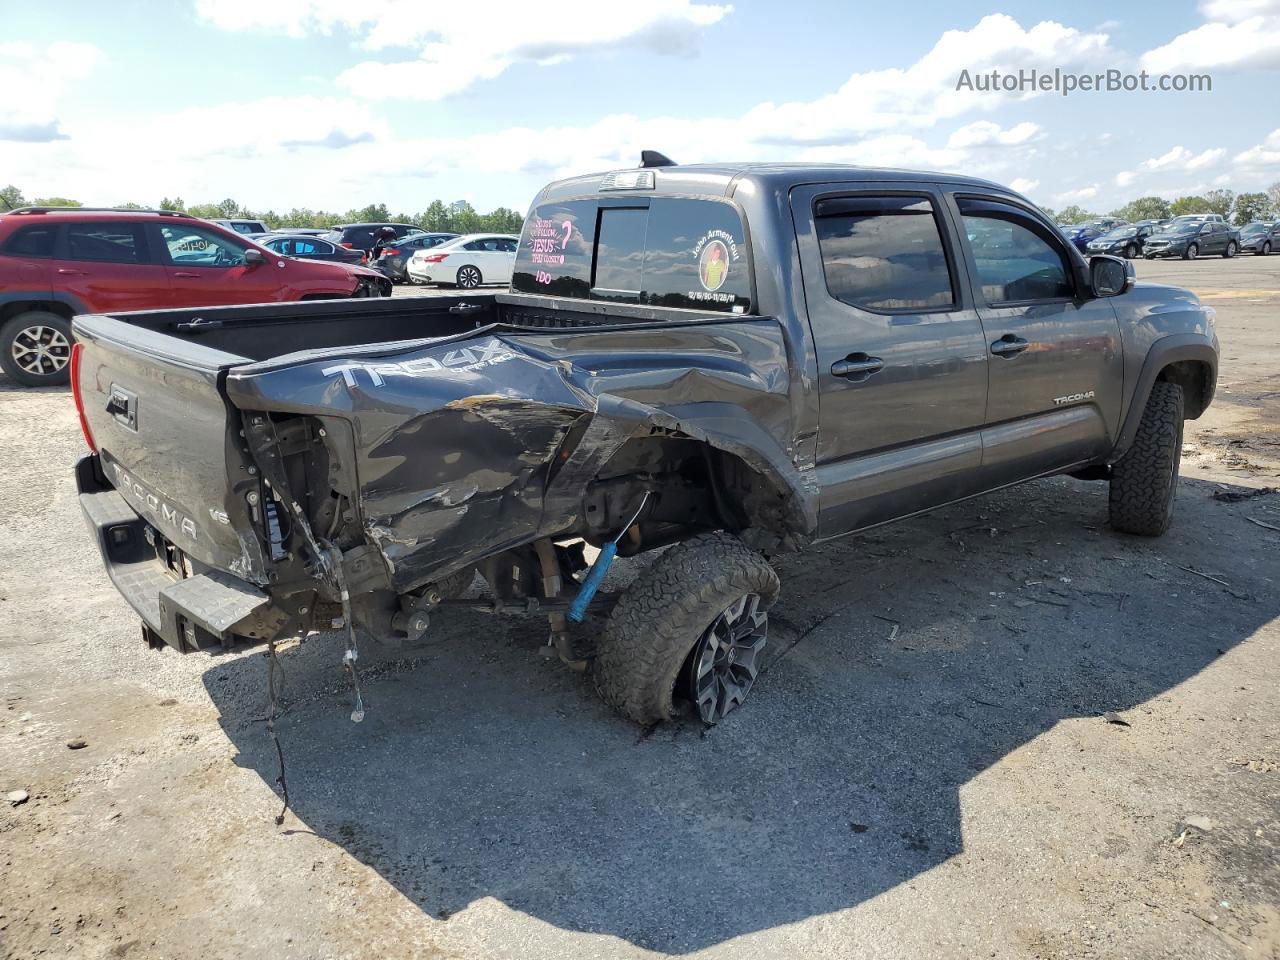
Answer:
xmin=698 ymin=239 xmax=729 ymax=291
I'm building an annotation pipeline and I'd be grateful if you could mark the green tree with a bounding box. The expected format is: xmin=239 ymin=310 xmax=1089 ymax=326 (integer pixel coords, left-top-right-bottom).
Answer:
xmin=31 ymin=196 xmax=81 ymax=207
xmin=419 ymin=200 xmax=450 ymax=232
xmin=158 ymin=196 xmax=186 ymax=212
xmin=1232 ymin=191 xmax=1272 ymax=224
xmin=1055 ymin=204 xmax=1097 ymax=224
xmin=1268 ymin=181 xmax=1280 ymax=214
xmin=215 ymin=198 xmax=242 ymax=218
xmin=0 ymin=185 xmax=26 ymax=210
xmin=483 ymin=206 xmax=524 ymax=232
xmin=1112 ymin=196 xmax=1170 ymax=222
xmin=1202 ymin=189 xmax=1234 ymax=218
xmin=1169 ymin=195 xmax=1210 ymax=216
xmin=186 ymin=203 xmax=222 ymax=219
xmin=114 ymin=202 xmax=146 ymax=209
xmin=348 ymin=202 xmax=390 ymax=223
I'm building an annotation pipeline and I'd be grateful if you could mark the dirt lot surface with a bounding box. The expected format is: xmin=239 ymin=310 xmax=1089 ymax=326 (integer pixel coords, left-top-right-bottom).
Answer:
xmin=2 ymin=259 xmax=1278 ymax=960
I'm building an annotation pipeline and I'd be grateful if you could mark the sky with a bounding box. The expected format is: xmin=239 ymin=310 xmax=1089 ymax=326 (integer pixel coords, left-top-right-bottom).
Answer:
xmin=2 ymin=0 xmax=1280 ymax=216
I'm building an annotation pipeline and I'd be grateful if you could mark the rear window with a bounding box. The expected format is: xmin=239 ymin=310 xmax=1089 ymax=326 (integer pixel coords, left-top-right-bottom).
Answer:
xmin=2 ymin=224 xmax=57 ymax=258
xmin=512 ymin=197 xmax=751 ymax=312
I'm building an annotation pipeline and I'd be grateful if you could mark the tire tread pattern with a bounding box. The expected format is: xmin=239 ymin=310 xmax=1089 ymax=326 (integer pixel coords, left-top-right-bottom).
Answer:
xmin=593 ymin=532 xmax=779 ymax=724
xmin=1109 ymin=381 xmax=1183 ymax=536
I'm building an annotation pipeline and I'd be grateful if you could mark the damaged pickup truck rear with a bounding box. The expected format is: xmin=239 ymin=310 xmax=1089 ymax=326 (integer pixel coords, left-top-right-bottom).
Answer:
xmin=74 ymin=161 xmax=1219 ymax=725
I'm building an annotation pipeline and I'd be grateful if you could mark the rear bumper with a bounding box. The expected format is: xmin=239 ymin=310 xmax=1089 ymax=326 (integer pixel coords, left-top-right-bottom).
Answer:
xmin=76 ymin=454 xmax=274 ymax=653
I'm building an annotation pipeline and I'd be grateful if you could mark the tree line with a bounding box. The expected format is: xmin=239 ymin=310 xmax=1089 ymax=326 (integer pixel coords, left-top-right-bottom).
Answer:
xmin=0 ymin=186 xmax=526 ymax=234
xmin=1043 ymin=182 xmax=1280 ymax=227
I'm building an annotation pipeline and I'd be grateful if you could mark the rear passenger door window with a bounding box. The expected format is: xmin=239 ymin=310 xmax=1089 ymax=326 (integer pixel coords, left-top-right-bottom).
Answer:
xmin=66 ymin=223 xmax=147 ymax=264
xmin=814 ymin=196 xmax=954 ymax=310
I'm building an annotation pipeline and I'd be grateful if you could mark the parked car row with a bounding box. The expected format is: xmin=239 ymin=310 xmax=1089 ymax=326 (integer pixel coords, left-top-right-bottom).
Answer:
xmin=0 ymin=207 xmax=391 ymax=386
xmin=1061 ymin=213 xmax=1278 ymax=260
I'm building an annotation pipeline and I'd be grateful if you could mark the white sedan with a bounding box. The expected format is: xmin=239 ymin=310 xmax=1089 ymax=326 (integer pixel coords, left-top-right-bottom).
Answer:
xmin=406 ymin=233 xmax=520 ymax=288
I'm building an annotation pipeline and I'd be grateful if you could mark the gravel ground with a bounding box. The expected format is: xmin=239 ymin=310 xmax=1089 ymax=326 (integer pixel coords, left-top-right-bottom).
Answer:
xmin=1 ymin=259 xmax=1278 ymax=960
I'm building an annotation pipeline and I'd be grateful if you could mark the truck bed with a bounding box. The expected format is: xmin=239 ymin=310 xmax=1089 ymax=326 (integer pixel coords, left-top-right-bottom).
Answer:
xmin=73 ymin=293 xmax=803 ymax=650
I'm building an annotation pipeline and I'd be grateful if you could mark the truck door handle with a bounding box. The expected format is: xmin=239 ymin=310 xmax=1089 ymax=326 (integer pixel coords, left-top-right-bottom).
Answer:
xmin=830 ymin=353 xmax=884 ymax=380
xmin=990 ymin=335 xmax=1030 ymax=357
xmin=173 ymin=272 xmax=201 ymax=279
xmin=57 ymin=268 xmax=86 ymax=276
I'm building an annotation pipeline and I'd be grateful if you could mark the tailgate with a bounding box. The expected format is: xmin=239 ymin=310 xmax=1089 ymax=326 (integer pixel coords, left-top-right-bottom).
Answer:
xmin=73 ymin=316 xmax=269 ymax=583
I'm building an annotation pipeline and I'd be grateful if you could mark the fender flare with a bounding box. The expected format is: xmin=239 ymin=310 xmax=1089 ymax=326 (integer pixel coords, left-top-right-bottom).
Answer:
xmin=1112 ymin=334 xmax=1217 ymax=462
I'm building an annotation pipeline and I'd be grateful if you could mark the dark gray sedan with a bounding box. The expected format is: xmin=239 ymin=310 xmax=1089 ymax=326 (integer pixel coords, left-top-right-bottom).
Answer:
xmin=1238 ymin=222 xmax=1278 ymax=255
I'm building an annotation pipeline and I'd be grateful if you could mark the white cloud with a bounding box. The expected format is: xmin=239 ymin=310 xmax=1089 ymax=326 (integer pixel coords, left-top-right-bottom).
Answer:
xmin=1112 ymin=145 xmax=1228 ymax=193
xmin=1055 ymin=185 xmax=1099 ymax=203
xmin=1234 ymin=128 xmax=1280 ymax=172
xmin=0 ymin=42 xmax=101 ymax=141
xmin=1009 ymin=177 xmax=1040 ymax=194
xmin=946 ymin=120 xmax=1040 ymax=149
xmin=1141 ymin=0 xmax=1280 ymax=71
xmin=734 ymin=15 xmax=1110 ymax=144
xmin=195 ymin=0 xmax=734 ymax=100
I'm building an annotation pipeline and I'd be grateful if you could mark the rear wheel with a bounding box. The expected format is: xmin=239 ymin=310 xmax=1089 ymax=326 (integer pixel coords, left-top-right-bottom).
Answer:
xmin=594 ymin=531 xmax=779 ymax=725
xmin=1183 ymin=243 xmax=1198 ymax=260
xmin=456 ymin=265 xmax=482 ymax=289
xmin=0 ymin=311 xmax=73 ymax=387
xmin=1109 ymin=381 xmax=1183 ymax=537
xmin=1224 ymin=241 xmax=1237 ymax=258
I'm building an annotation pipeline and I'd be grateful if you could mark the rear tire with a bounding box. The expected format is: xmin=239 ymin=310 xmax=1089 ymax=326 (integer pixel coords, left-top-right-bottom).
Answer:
xmin=1223 ymin=241 xmax=1237 ymax=258
xmin=594 ymin=531 xmax=779 ymax=725
xmin=1108 ymin=381 xmax=1183 ymax=537
xmin=456 ymin=265 xmax=482 ymax=289
xmin=0 ymin=311 xmax=73 ymax=387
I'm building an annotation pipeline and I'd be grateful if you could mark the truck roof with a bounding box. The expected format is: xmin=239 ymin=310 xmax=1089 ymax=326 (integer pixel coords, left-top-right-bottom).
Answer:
xmin=536 ymin=162 xmax=1015 ymax=204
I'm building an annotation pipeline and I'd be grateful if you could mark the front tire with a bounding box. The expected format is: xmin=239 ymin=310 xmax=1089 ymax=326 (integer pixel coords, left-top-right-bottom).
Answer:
xmin=1223 ymin=241 xmax=1237 ymax=258
xmin=1183 ymin=243 xmax=1198 ymax=260
xmin=1124 ymin=244 xmax=1138 ymax=259
xmin=1109 ymin=381 xmax=1183 ymax=537
xmin=0 ymin=311 xmax=73 ymax=387
xmin=594 ymin=532 xmax=779 ymax=725
xmin=456 ymin=265 xmax=482 ymax=289
xmin=1262 ymin=241 xmax=1272 ymax=256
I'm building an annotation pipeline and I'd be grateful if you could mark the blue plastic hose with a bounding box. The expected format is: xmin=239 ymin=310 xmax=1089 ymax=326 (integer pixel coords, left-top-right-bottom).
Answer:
xmin=567 ymin=541 xmax=617 ymax=622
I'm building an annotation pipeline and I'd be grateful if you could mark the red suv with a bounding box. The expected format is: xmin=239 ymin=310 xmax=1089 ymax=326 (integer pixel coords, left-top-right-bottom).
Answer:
xmin=0 ymin=207 xmax=392 ymax=386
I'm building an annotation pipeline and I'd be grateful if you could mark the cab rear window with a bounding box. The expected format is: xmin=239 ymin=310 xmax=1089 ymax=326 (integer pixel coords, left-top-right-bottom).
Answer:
xmin=512 ymin=197 xmax=752 ymax=312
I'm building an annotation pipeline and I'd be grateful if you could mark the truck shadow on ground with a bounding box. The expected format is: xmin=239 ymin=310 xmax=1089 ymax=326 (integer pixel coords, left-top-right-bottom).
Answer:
xmin=203 ymin=474 xmax=1278 ymax=954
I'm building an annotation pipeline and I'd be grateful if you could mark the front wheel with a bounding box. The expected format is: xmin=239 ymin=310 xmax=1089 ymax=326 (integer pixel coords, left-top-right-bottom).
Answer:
xmin=1124 ymin=244 xmax=1138 ymax=259
xmin=1182 ymin=243 xmax=1198 ymax=260
xmin=0 ymin=311 xmax=73 ymax=387
xmin=456 ymin=265 xmax=482 ymax=289
xmin=1109 ymin=381 xmax=1183 ymax=537
xmin=1223 ymin=241 xmax=1237 ymax=258
xmin=1263 ymin=241 xmax=1272 ymax=256
xmin=594 ymin=532 xmax=779 ymax=725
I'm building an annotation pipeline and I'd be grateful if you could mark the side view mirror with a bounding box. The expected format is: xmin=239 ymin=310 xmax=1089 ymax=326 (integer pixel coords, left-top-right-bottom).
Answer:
xmin=1090 ymin=254 xmax=1135 ymax=298
xmin=1199 ymin=224 xmax=1212 ymax=234
xmin=243 ymin=248 xmax=265 ymax=266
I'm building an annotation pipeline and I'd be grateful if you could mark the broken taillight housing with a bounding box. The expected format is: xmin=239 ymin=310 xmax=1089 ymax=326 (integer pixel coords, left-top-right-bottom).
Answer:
xmin=69 ymin=342 xmax=97 ymax=451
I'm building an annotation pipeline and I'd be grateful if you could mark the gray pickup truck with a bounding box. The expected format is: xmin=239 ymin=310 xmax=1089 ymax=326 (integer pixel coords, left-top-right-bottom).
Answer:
xmin=73 ymin=161 xmax=1219 ymax=726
